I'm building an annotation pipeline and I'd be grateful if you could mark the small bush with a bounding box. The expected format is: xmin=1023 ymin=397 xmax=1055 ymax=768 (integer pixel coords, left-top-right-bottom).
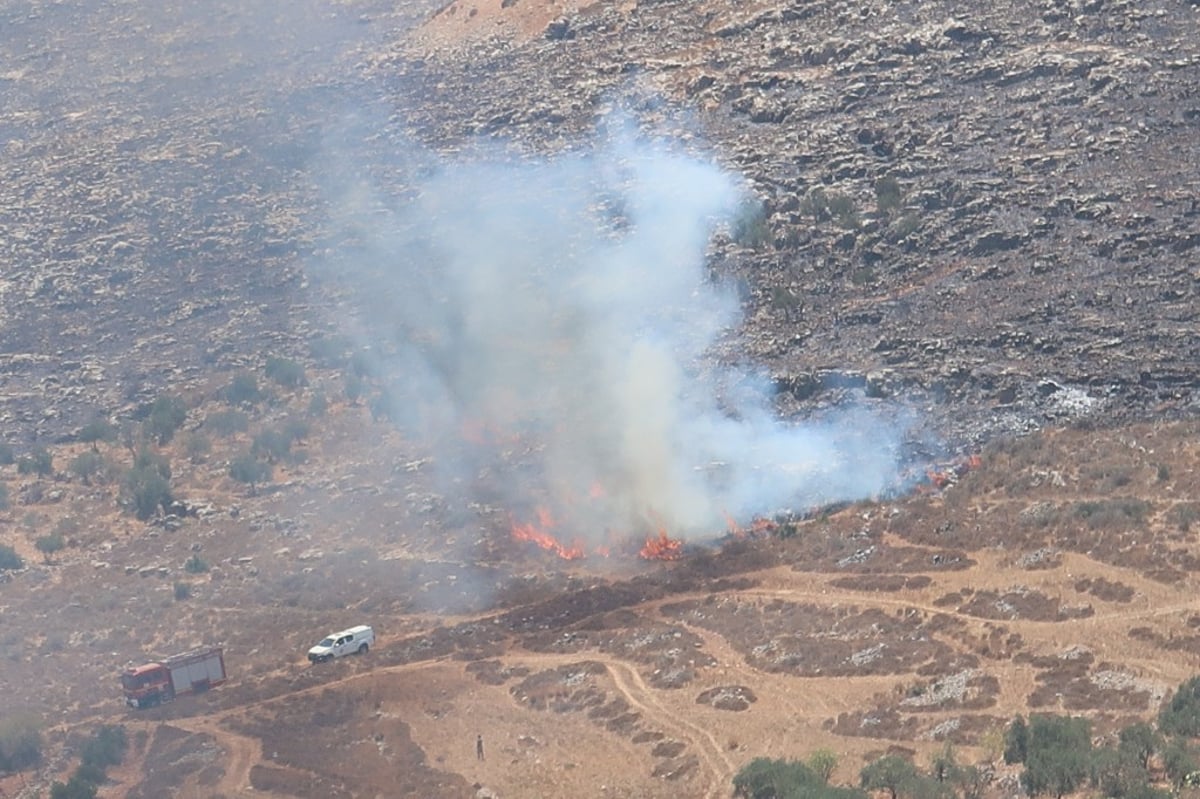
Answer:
xmin=349 ymin=351 xmax=378 ymax=379
xmin=123 ymin=458 xmax=172 ymax=521
xmin=143 ymin=395 xmax=188 ymax=445
xmin=826 ymin=191 xmax=860 ymax=230
xmin=0 ymin=483 xmax=8 ymax=511
xmin=308 ymin=391 xmax=328 ymax=417
xmin=229 ymin=453 xmax=271 ymax=492
xmin=0 ymin=712 xmax=42 ymax=773
xmin=35 ymin=533 xmax=64 ymax=563
xmin=183 ymin=431 xmax=211 ymax=463
xmin=69 ymin=451 xmax=106 ymax=485
xmin=184 ymin=554 xmax=209 ymax=574
xmin=0 ymin=442 xmax=13 ymax=465
xmin=309 ymin=335 xmax=350 ymax=366
xmin=78 ymin=419 xmax=117 ymax=444
xmin=251 ymin=429 xmax=292 ymax=462
xmin=1169 ymin=503 xmax=1200 ymax=533
xmin=173 ymin=581 xmax=191 ymax=601
xmin=225 ymin=372 xmax=262 ymax=405
xmin=344 ymin=372 xmax=364 ymax=404
xmin=1073 ymin=498 xmax=1151 ymax=530
xmin=874 ymin=174 xmax=904 ymax=215
xmin=206 ymin=409 xmax=249 ymax=437
xmin=79 ymin=725 xmax=126 ymax=770
xmin=730 ymin=198 xmax=771 ymax=249
xmin=0 ymin=544 xmax=23 ymax=571
xmin=265 ymin=356 xmax=306 ymax=388
xmin=17 ymin=447 xmax=53 ymax=477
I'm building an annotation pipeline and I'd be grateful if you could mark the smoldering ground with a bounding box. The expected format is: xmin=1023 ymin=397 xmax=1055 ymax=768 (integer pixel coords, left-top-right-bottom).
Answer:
xmin=312 ymin=121 xmax=908 ymax=547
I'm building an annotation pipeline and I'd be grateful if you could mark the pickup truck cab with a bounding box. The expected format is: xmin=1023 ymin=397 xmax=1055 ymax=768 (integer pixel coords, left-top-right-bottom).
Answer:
xmin=308 ymin=625 xmax=375 ymax=663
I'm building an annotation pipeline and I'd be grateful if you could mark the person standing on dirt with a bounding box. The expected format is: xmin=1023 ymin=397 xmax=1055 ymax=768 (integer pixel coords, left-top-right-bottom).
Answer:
xmin=477 ymin=734 xmax=485 ymax=761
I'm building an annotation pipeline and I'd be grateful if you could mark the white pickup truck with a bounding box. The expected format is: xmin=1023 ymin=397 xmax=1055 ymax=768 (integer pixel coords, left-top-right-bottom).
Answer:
xmin=307 ymin=625 xmax=375 ymax=663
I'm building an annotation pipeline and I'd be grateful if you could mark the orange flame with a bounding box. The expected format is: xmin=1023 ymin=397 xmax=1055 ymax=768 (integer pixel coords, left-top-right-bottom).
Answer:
xmin=639 ymin=529 xmax=683 ymax=561
xmin=510 ymin=507 xmax=585 ymax=560
xmin=724 ymin=512 xmax=778 ymax=539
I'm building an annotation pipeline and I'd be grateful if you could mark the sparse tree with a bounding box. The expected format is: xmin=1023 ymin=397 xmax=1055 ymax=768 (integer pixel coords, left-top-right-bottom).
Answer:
xmin=860 ymin=754 xmax=920 ymax=799
xmin=265 ymin=356 xmax=306 ymax=388
xmin=1162 ymin=736 xmax=1198 ymax=791
xmin=229 ymin=453 xmax=270 ymax=494
xmin=1160 ymin=676 xmax=1200 ymax=737
xmin=184 ymin=554 xmax=209 ymax=574
xmin=344 ymin=372 xmax=364 ymax=405
xmin=78 ymin=419 xmax=117 ymax=444
xmin=1021 ymin=714 xmax=1092 ymax=798
xmin=69 ymin=450 xmax=106 ymax=485
xmin=1004 ymin=714 xmax=1029 ymax=764
xmin=0 ymin=712 xmax=42 ymax=773
xmin=183 ymin=431 xmax=211 ymax=463
xmin=1119 ymin=721 xmax=1163 ymax=771
xmin=34 ymin=533 xmax=64 ymax=564
xmin=307 ymin=390 xmax=328 ymax=417
xmin=808 ymin=749 xmax=838 ymax=784
xmin=17 ymin=447 xmax=53 ymax=477
xmin=0 ymin=543 xmax=22 ymax=571
xmin=225 ymin=372 xmax=262 ymax=405
xmin=251 ymin=428 xmax=292 ymax=462
xmin=206 ymin=409 xmax=249 ymax=437
xmin=123 ymin=453 xmax=172 ymax=521
xmin=874 ymin=174 xmax=904 ymax=216
xmin=79 ymin=725 xmax=126 ymax=770
xmin=143 ymin=395 xmax=187 ymax=445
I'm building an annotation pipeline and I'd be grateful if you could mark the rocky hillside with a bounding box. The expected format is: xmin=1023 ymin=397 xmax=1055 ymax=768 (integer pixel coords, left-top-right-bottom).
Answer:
xmin=2 ymin=0 xmax=1198 ymax=448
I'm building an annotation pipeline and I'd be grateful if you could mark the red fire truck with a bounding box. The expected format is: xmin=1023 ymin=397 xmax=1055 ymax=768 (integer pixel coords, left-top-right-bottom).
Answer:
xmin=121 ymin=646 xmax=227 ymax=709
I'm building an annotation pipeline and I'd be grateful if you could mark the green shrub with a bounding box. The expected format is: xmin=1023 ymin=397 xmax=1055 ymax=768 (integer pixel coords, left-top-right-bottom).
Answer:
xmin=34 ymin=533 xmax=64 ymax=563
xmin=1073 ymin=498 xmax=1151 ymax=530
xmin=229 ymin=453 xmax=271 ymax=492
xmin=206 ymin=409 xmax=249 ymax=437
xmin=309 ymin=334 xmax=350 ymax=367
xmin=1160 ymin=676 xmax=1200 ymax=737
xmin=0 ymin=482 xmax=8 ymax=511
xmin=1020 ymin=714 xmax=1092 ymax=798
xmin=349 ymin=351 xmax=376 ymax=379
xmin=184 ymin=554 xmax=209 ymax=574
xmin=826 ymin=191 xmax=860 ymax=230
xmin=225 ymin=372 xmax=262 ymax=405
xmin=0 ymin=712 xmax=42 ymax=773
xmin=1169 ymin=503 xmax=1200 ymax=533
xmin=79 ymin=725 xmax=126 ymax=770
xmin=78 ymin=419 xmax=117 ymax=444
xmin=123 ymin=458 xmax=172 ymax=521
xmin=735 ymin=757 xmax=867 ymax=799
xmin=344 ymin=372 xmax=364 ymax=404
xmin=17 ymin=447 xmax=53 ymax=477
xmin=173 ymin=581 xmax=191 ymax=601
xmin=308 ymin=391 xmax=328 ymax=417
xmin=0 ymin=544 xmax=22 ymax=571
xmin=730 ymin=198 xmax=771 ymax=249
xmin=69 ymin=451 xmax=106 ymax=485
xmin=0 ymin=442 xmax=13 ymax=465
xmin=1005 ymin=715 xmax=1029 ymax=764
xmin=265 ymin=356 xmax=306 ymax=388
xmin=251 ymin=429 xmax=292 ymax=462
xmin=874 ymin=174 xmax=904 ymax=215
xmin=143 ymin=395 xmax=188 ymax=445
xmin=183 ymin=431 xmax=211 ymax=463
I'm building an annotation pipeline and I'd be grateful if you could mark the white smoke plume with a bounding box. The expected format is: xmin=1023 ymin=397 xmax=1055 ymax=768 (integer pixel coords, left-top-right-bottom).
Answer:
xmin=317 ymin=121 xmax=906 ymax=544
